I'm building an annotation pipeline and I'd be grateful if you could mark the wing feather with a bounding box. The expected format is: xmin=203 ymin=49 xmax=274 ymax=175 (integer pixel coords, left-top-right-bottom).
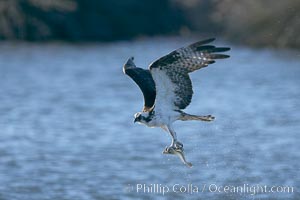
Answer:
xmin=149 ymin=39 xmax=230 ymax=110
xmin=123 ymin=57 xmax=156 ymax=112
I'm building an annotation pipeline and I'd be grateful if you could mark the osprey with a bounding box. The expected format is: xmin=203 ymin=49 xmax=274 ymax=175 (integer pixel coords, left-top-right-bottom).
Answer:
xmin=123 ymin=38 xmax=230 ymax=166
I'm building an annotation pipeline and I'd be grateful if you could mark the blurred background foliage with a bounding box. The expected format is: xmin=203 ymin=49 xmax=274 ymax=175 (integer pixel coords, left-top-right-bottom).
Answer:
xmin=0 ymin=0 xmax=299 ymax=49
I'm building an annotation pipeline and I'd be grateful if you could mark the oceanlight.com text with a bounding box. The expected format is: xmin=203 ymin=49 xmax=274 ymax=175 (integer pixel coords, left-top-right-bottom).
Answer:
xmin=125 ymin=183 xmax=294 ymax=196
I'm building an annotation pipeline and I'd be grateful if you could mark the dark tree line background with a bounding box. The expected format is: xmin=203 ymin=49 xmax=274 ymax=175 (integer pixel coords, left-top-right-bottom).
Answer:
xmin=0 ymin=0 xmax=299 ymax=49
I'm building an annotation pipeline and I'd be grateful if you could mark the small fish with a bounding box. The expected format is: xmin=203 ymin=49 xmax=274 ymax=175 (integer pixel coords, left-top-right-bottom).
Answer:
xmin=163 ymin=146 xmax=193 ymax=168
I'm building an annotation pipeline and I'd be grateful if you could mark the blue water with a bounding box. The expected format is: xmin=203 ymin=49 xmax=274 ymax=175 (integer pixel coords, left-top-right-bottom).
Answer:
xmin=0 ymin=37 xmax=299 ymax=200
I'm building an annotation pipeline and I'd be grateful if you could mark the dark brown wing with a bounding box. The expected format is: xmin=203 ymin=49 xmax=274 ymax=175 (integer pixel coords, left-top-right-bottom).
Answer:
xmin=150 ymin=38 xmax=230 ymax=110
xmin=123 ymin=57 xmax=156 ymax=112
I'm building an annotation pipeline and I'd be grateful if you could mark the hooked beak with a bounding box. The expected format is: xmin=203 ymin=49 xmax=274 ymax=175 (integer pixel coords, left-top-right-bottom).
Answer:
xmin=134 ymin=118 xmax=138 ymax=123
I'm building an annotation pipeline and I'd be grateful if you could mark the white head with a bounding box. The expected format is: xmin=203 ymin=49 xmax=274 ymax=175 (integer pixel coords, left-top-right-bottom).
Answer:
xmin=134 ymin=112 xmax=150 ymax=124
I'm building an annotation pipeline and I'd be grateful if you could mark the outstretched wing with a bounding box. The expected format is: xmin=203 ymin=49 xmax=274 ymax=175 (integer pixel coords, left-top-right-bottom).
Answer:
xmin=123 ymin=57 xmax=156 ymax=112
xmin=149 ymin=38 xmax=230 ymax=110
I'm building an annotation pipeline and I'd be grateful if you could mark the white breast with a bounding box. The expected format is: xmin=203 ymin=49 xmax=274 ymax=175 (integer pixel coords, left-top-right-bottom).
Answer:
xmin=151 ymin=69 xmax=176 ymax=111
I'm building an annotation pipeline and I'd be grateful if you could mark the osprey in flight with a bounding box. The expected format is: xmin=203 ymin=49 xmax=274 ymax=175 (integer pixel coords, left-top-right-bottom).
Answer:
xmin=123 ymin=38 xmax=230 ymax=167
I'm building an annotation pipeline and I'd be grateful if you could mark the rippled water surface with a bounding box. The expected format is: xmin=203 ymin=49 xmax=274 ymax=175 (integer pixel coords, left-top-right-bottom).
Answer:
xmin=0 ymin=38 xmax=299 ymax=200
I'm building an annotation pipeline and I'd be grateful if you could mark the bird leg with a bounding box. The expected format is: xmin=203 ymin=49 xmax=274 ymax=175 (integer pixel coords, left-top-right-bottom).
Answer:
xmin=179 ymin=112 xmax=215 ymax=122
xmin=198 ymin=115 xmax=215 ymax=121
xmin=162 ymin=125 xmax=183 ymax=151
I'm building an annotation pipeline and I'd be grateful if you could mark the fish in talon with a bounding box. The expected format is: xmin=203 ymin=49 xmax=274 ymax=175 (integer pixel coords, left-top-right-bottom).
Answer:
xmin=163 ymin=147 xmax=192 ymax=168
xmin=174 ymin=141 xmax=183 ymax=149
